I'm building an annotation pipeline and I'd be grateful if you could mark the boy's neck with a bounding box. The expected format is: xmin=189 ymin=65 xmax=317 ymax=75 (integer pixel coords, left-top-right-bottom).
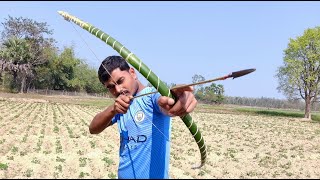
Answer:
xmin=135 ymin=80 xmax=146 ymax=95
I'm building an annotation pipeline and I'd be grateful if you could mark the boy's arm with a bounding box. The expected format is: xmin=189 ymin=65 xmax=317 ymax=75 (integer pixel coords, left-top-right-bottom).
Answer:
xmin=89 ymin=94 xmax=132 ymax=134
xmin=89 ymin=106 xmax=116 ymax=134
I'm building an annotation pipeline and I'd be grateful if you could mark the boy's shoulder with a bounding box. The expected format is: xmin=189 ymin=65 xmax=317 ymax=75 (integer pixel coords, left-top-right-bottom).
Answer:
xmin=135 ymin=87 xmax=160 ymax=103
xmin=137 ymin=87 xmax=157 ymax=95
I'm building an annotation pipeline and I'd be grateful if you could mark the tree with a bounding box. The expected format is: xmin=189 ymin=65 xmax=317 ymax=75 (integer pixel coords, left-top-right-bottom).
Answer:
xmin=0 ymin=38 xmax=33 ymax=92
xmin=48 ymin=47 xmax=80 ymax=90
xmin=276 ymin=26 xmax=320 ymax=119
xmin=205 ymin=83 xmax=224 ymax=104
xmin=0 ymin=16 xmax=56 ymax=93
xmin=192 ymin=74 xmax=205 ymax=93
xmin=191 ymin=74 xmax=225 ymax=104
xmin=195 ymin=83 xmax=224 ymax=104
xmin=72 ymin=59 xmax=105 ymax=93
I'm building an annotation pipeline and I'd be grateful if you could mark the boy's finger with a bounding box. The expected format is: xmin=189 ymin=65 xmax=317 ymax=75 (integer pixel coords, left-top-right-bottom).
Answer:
xmin=158 ymin=96 xmax=175 ymax=107
xmin=171 ymin=86 xmax=194 ymax=94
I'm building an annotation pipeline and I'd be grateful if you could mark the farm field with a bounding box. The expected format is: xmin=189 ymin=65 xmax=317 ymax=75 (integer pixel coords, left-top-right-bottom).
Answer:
xmin=1 ymin=93 xmax=320 ymax=178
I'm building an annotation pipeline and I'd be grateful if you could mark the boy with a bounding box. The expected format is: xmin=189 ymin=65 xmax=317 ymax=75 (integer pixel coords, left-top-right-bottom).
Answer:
xmin=89 ymin=55 xmax=197 ymax=179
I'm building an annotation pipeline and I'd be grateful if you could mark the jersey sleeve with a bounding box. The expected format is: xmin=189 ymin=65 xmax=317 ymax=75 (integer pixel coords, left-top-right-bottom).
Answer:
xmin=111 ymin=114 xmax=119 ymax=125
xmin=151 ymin=91 xmax=163 ymax=114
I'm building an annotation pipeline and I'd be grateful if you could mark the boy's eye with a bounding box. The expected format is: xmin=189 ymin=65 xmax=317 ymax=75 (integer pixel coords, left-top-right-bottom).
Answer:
xmin=117 ymin=78 xmax=124 ymax=84
xmin=106 ymin=84 xmax=115 ymax=90
xmin=106 ymin=77 xmax=125 ymax=90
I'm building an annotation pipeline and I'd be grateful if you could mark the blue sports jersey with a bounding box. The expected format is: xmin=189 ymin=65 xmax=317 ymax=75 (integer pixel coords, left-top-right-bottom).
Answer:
xmin=111 ymin=87 xmax=171 ymax=179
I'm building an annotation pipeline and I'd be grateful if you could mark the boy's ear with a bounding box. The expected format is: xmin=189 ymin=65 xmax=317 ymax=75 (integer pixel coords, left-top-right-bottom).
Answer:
xmin=129 ymin=67 xmax=137 ymax=79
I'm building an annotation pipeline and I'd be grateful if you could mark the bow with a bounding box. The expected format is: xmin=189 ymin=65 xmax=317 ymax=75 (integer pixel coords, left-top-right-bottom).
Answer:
xmin=58 ymin=11 xmax=207 ymax=169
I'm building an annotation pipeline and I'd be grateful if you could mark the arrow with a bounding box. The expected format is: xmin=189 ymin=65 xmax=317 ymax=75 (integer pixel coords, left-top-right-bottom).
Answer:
xmin=131 ymin=68 xmax=256 ymax=100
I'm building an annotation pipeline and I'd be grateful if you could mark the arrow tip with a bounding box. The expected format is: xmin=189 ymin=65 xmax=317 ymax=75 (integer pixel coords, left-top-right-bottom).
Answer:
xmin=232 ymin=68 xmax=256 ymax=79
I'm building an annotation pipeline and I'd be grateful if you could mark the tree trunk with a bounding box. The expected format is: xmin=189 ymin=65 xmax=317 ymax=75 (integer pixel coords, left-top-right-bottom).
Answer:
xmin=1 ymin=72 xmax=4 ymax=90
xmin=304 ymin=96 xmax=312 ymax=119
xmin=20 ymin=76 xmax=26 ymax=93
xmin=11 ymin=71 xmax=18 ymax=91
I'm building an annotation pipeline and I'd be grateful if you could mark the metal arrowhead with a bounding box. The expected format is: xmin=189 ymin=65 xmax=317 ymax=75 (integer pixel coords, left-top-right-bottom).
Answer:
xmin=231 ymin=68 xmax=256 ymax=79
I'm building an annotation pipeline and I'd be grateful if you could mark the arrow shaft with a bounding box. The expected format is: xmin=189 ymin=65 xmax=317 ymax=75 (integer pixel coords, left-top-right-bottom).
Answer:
xmin=131 ymin=75 xmax=231 ymax=99
xmin=171 ymin=75 xmax=230 ymax=90
xmin=131 ymin=68 xmax=256 ymax=100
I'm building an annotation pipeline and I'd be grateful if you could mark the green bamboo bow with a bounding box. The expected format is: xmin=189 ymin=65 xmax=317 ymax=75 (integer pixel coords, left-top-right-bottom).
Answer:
xmin=58 ymin=11 xmax=207 ymax=169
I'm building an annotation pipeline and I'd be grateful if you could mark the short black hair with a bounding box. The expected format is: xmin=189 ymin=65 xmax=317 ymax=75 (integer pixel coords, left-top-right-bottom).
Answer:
xmin=98 ymin=55 xmax=130 ymax=84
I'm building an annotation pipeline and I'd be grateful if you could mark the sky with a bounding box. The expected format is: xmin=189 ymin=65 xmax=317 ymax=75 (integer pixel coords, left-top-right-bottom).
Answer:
xmin=1 ymin=1 xmax=320 ymax=100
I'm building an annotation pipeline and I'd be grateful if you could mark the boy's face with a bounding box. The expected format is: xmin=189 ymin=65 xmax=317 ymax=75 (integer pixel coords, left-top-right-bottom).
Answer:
xmin=104 ymin=67 xmax=138 ymax=97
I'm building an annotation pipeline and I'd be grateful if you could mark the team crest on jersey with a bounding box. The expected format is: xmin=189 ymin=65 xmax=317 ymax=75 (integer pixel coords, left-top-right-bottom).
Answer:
xmin=134 ymin=110 xmax=145 ymax=123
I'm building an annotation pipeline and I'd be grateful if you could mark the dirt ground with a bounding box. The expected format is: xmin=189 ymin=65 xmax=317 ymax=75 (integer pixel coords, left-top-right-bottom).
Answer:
xmin=0 ymin=93 xmax=320 ymax=178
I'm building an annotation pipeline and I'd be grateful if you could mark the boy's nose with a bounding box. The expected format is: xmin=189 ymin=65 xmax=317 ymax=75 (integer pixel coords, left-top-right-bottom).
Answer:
xmin=115 ymin=84 xmax=123 ymax=94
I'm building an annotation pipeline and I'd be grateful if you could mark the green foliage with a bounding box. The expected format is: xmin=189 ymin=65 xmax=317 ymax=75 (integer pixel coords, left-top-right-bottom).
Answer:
xmin=72 ymin=60 xmax=105 ymax=93
xmin=31 ymin=45 xmax=105 ymax=93
xmin=108 ymin=172 xmax=117 ymax=179
xmin=79 ymin=172 xmax=89 ymax=178
xmin=0 ymin=162 xmax=8 ymax=170
xmin=195 ymin=82 xmax=225 ymax=104
xmin=79 ymin=157 xmax=87 ymax=167
xmin=50 ymin=47 xmax=80 ymax=90
xmin=0 ymin=16 xmax=56 ymax=93
xmin=276 ymin=26 xmax=320 ymax=118
xmin=56 ymin=156 xmax=65 ymax=163
xmin=0 ymin=38 xmax=32 ymax=92
xmin=0 ymin=16 xmax=141 ymax=95
xmin=1 ymin=38 xmax=31 ymax=64
xmin=190 ymin=74 xmax=225 ymax=104
xmin=102 ymin=156 xmax=114 ymax=167
xmin=32 ymin=47 xmax=58 ymax=89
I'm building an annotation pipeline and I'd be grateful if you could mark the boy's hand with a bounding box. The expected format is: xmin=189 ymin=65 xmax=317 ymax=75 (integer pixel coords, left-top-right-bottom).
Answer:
xmin=158 ymin=86 xmax=197 ymax=117
xmin=113 ymin=94 xmax=133 ymax=114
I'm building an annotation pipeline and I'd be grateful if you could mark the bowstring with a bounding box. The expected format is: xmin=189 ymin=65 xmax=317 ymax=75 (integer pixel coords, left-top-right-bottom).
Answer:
xmin=69 ymin=22 xmax=118 ymax=88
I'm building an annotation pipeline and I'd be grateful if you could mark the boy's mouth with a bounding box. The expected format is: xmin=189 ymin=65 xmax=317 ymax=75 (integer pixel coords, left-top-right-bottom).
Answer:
xmin=120 ymin=89 xmax=130 ymax=96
